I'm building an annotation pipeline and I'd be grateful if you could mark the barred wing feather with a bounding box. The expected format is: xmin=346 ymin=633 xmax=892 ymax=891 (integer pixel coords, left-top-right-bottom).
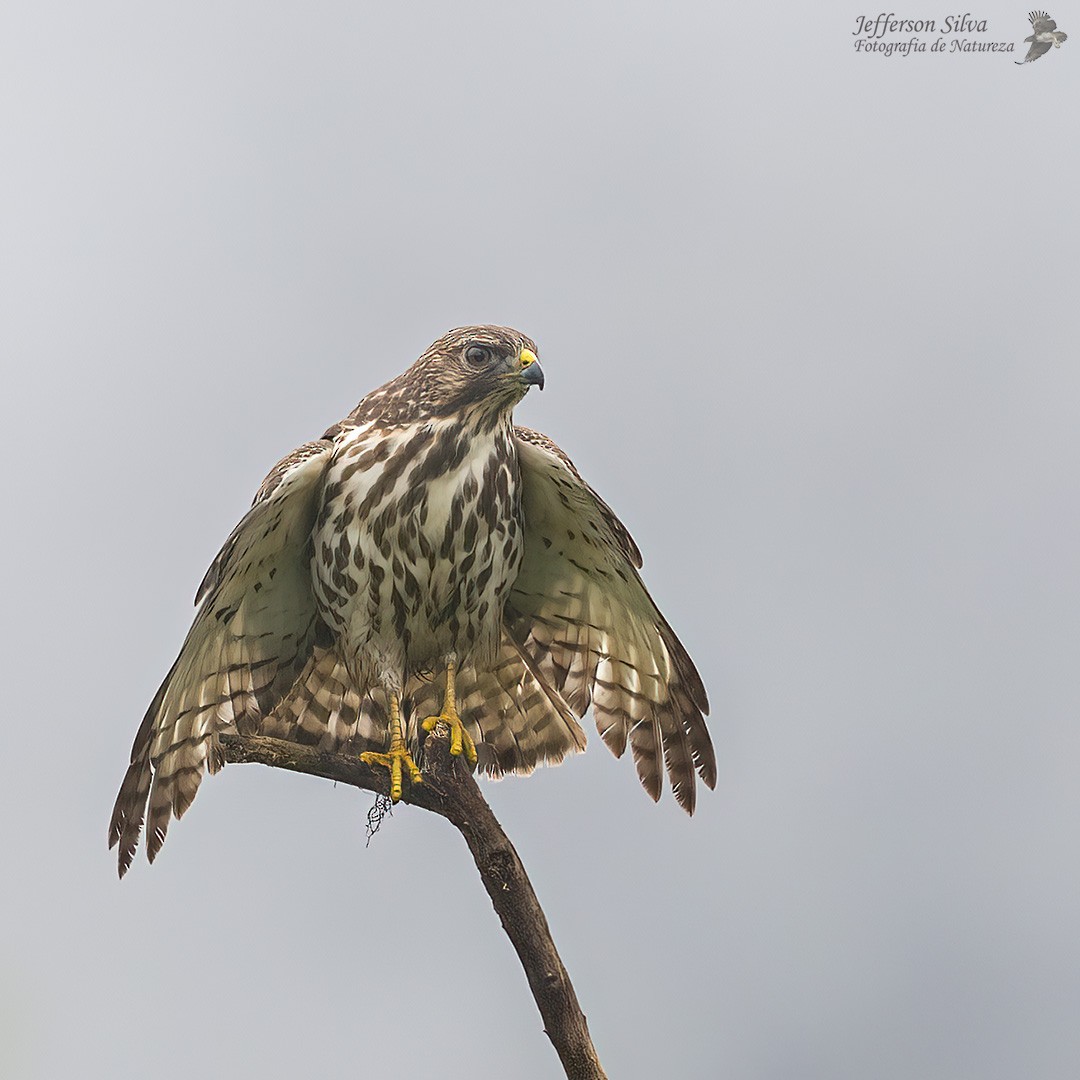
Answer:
xmin=1030 ymin=10 xmax=1057 ymax=33
xmin=108 ymin=440 xmax=333 ymax=876
xmin=509 ymin=428 xmax=715 ymax=812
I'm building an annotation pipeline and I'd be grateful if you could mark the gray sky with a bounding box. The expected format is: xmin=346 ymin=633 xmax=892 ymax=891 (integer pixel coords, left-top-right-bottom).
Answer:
xmin=3 ymin=2 xmax=1079 ymax=1077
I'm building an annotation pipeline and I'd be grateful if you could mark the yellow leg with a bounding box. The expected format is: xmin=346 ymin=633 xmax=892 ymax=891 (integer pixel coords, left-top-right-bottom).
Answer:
xmin=421 ymin=662 xmax=478 ymax=765
xmin=359 ymin=693 xmax=423 ymax=802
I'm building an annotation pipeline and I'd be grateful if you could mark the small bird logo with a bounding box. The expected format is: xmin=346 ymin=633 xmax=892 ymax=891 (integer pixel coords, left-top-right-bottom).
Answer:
xmin=1015 ymin=10 xmax=1067 ymax=63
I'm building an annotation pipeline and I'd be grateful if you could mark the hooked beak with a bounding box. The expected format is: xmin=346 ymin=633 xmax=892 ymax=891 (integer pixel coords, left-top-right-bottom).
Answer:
xmin=519 ymin=348 xmax=544 ymax=390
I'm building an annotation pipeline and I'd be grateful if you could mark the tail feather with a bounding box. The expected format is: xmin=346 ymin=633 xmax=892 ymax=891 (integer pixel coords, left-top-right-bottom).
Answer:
xmin=260 ymin=645 xmax=387 ymax=752
xmin=410 ymin=635 xmax=587 ymax=778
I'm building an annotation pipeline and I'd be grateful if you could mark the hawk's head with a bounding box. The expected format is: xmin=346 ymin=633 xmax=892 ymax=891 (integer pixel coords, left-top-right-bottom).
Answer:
xmin=408 ymin=325 xmax=544 ymax=417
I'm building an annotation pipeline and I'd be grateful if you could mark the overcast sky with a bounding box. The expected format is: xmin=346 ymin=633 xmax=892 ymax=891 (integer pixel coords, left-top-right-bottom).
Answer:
xmin=3 ymin=2 xmax=1079 ymax=1078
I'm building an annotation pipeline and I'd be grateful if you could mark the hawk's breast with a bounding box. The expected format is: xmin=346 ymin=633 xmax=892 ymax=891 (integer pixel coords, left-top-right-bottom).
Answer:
xmin=311 ymin=416 xmax=523 ymax=684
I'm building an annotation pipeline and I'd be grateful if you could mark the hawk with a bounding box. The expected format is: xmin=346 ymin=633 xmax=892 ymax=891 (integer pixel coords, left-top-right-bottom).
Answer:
xmin=109 ymin=327 xmax=715 ymax=876
xmin=1015 ymin=10 xmax=1067 ymax=63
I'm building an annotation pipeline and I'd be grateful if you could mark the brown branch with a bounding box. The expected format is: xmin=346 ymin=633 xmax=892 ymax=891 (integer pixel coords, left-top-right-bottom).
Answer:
xmin=219 ymin=731 xmax=608 ymax=1080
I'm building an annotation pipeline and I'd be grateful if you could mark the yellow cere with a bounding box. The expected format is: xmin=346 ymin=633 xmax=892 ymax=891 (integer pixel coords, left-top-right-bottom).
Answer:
xmin=519 ymin=348 xmax=538 ymax=369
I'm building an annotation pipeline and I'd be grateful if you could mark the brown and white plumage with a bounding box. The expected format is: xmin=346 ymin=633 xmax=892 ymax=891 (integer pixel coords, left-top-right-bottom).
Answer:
xmin=109 ymin=326 xmax=715 ymax=876
xmin=1015 ymin=10 xmax=1067 ymax=63
xmin=508 ymin=428 xmax=714 ymax=811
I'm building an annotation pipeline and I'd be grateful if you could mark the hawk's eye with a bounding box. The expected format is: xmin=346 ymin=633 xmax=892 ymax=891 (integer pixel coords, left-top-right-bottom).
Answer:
xmin=464 ymin=344 xmax=492 ymax=366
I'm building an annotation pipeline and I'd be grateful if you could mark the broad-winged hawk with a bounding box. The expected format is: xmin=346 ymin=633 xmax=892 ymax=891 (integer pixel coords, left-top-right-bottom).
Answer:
xmin=1015 ymin=10 xmax=1067 ymax=63
xmin=110 ymin=327 xmax=715 ymax=876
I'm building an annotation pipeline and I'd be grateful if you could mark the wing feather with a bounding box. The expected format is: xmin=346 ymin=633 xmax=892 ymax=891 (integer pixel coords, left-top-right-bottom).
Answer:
xmin=510 ymin=427 xmax=715 ymax=813
xmin=1020 ymin=38 xmax=1054 ymax=60
xmin=108 ymin=440 xmax=333 ymax=875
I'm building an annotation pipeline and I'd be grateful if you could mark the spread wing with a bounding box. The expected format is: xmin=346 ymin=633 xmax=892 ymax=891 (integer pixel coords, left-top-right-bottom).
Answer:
xmin=108 ymin=440 xmax=333 ymax=876
xmin=1017 ymin=10 xmax=1064 ymax=61
xmin=1019 ymin=37 xmax=1054 ymax=61
xmin=507 ymin=427 xmax=716 ymax=813
xmin=1030 ymin=10 xmax=1057 ymax=33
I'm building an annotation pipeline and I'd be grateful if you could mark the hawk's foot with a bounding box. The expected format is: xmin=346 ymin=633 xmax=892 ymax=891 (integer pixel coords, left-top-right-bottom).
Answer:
xmin=421 ymin=705 xmax=478 ymax=765
xmin=359 ymin=745 xmax=423 ymax=803
xmin=360 ymin=693 xmax=422 ymax=802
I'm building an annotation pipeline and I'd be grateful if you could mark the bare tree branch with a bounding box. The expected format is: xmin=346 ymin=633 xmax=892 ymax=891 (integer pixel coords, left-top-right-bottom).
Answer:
xmin=219 ymin=730 xmax=608 ymax=1080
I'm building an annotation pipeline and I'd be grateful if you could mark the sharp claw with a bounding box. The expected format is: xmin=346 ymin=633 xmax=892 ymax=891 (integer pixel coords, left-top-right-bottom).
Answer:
xmin=360 ymin=748 xmax=422 ymax=803
xmin=460 ymin=727 xmax=478 ymax=765
xmin=361 ymin=693 xmax=423 ymax=803
xmin=421 ymin=711 xmax=477 ymax=764
xmin=390 ymin=756 xmax=402 ymax=801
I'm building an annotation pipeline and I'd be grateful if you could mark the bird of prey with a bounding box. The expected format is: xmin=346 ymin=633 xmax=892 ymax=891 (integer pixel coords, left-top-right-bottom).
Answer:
xmin=1015 ymin=10 xmax=1067 ymax=63
xmin=109 ymin=326 xmax=715 ymax=876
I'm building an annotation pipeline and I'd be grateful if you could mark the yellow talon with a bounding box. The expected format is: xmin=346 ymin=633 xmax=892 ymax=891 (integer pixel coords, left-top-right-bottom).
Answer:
xmin=421 ymin=709 xmax=477 ymax=764
xmin=360 ymin=693 xmax=422 ymax=802
xmin=421 ymin=662 xmax=478 ymax=765
xmin=359 ymin=747 xmax=423 ymax=802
